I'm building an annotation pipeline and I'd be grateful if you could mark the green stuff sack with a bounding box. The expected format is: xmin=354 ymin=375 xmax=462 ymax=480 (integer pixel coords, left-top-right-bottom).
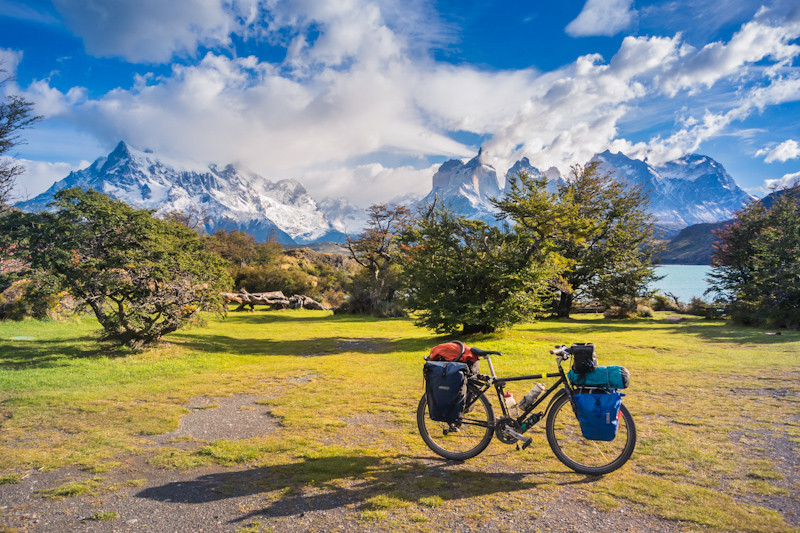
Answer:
xmin=568 ymin=365 xmax=630 ymax=389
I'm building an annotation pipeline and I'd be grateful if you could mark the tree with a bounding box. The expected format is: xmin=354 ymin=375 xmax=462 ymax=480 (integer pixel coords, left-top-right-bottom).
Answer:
xmin=556 ymin=163 xmax=659 ymax=316
xmin=494 ymin=165 xmax=659 ymax=317
xmin=0 ymin=68 xmax=42 ymax=207
xmin=17 ymin=188 xmax=231 ymax=348
xmin=399 ymin=205 xmax=556 ymax=334
xmin=709 ymin=184 xmax=800 ymax=328
xmin=342 ymin=204 xmax=410 ymax=315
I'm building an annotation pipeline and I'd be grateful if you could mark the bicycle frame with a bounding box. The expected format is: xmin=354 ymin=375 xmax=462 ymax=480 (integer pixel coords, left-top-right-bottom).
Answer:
xmin=468 ymin=353 xmax=574 ymax=433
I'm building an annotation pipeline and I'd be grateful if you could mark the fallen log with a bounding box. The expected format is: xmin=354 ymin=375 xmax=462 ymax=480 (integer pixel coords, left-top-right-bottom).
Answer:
xmin=288 ymin=294 xmax=328 ymax=311
xmin=221 ymin=290 xmax=329 ymax=311
xmin=222 ymin=290 xmax=289 ymax=311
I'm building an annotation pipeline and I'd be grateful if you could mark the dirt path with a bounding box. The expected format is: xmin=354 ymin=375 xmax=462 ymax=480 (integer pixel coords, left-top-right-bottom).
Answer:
xmin=0 ymin=394 xmax=699 ymax=532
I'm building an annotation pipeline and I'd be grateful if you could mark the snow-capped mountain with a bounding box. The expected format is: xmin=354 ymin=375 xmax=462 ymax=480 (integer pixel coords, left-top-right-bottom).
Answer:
xmin=16 ymin=141 xmax=346 ymax=244
xmin=506 ymin=157 xmax=564 ymax=193
xmin=592 ymin=150 xmax=753 ymax=231
xmin=17 ymin=141 xmax=754 ymax=245
xmin=419 ymin=148 xmax=505 ymax=224
xmin=419 ymin=152 xmax=566 ymax=224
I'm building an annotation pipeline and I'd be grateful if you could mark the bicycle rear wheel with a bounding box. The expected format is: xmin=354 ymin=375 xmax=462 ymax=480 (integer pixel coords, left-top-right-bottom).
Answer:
xmin=417 ymin=385 xmax=495 ymax=461
xmin=545 ymin=393 xmax=636 ymax=475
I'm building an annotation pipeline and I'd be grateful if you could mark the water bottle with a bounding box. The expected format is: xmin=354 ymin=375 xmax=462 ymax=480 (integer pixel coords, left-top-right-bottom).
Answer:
xmin=504 ymin=392 xmax=519 ymax=417
xmin=518 ymin=383 xmax=546 ymax=411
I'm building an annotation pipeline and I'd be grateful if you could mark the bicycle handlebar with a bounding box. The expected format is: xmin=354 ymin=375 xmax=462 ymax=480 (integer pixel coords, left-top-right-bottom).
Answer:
xmin=550 ymin=345 xmax=570 ymax=360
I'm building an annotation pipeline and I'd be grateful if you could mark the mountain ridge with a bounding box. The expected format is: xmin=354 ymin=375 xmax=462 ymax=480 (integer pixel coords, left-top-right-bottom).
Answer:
xmin=17 ymin=142 xmax=756 ymax=245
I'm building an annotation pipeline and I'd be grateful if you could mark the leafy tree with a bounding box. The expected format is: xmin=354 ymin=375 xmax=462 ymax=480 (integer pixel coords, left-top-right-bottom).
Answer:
xmin=557 ymin=163 xmax=659 ymax=316
xmin=494 ymin=165 xmax=659 ymax=317
xmin=399 ymin=205 xmax=556 ymax=334
xmin=0 ymin=68 xmax=42 ymax=207
xmin=16 ymin=188 xmax=231 ymax=348
xmin=342 ymin=204 xmax=410 ymax=315
xmin=709 ymin=184 xmax=800 ymax=328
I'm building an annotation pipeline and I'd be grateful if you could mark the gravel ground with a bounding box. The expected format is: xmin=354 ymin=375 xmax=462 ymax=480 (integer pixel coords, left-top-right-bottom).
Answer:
xmin=0 ymin=393 xmax=750 ymax=532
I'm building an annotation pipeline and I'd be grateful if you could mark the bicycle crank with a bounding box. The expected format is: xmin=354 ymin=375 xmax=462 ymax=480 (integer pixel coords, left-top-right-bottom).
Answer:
xmin=495 ymin=418 xmax=533 ymax=449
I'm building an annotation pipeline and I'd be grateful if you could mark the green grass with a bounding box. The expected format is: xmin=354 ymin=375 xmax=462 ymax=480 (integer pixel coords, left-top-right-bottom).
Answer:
xmin=0 ymin=473 xmax=22 ymax=484
xmin=87 ymin=511 xmax=118 ymax=521
xmin=36 ymin=478 xmax=102 ymax=499
xmin=1 ymin=310 xmax=799 ymax=531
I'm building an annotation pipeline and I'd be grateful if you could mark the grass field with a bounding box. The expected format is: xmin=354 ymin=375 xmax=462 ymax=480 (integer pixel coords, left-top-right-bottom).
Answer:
xmin=0 ymin=310 xmax=798 ymax=531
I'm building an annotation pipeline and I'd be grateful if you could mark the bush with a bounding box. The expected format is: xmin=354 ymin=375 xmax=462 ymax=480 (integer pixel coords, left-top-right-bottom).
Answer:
xmin=636 ymin=304 xmax=654 ymax=318
xmin=710 ymin=185 xmax=800 ymax=328
xmin=651 ymin=293 xmax=682 ymax=312
xmin=400 ymin=207 xmax=554 ymax=334
xmin=604 ymin=306 xmax=632 ymax=319
xmin=233 ymin=265 xmax=316 ymax=297
xmin=16 ymin=189 xmax=231 ymax=349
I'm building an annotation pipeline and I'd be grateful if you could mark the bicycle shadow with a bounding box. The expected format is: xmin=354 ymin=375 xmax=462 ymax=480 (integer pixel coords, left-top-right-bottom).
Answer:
xmin=136 ymin=453 xmax=547 ymax=523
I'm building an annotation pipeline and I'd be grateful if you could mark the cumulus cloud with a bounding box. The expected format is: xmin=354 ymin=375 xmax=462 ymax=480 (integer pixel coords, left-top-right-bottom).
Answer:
xmin=658 ymin=10 xmax=800 ymax=96
xmin=566 ymin=0 xmax=637 ymax=37
xmin=10 ymin=159 xmax=90 ymax=200
xmin=300 ymin=162 xmax=439 ymax=206
xmin=51 ymin=0 xmax=258 ymax=63
xmin=756 ymin=139 xmax=800 ymax=163
xmin=17 ymin=0 xmax=800 ymax=201
xmin=764 ymin=171 xmax=800 ymax=191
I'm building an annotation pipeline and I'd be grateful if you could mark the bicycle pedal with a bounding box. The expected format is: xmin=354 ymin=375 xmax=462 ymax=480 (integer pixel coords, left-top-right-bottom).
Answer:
xmin=521 ymin=437 xmax=533 ymax=450
xmin=515 ymin=444 xmax=521 ymax=451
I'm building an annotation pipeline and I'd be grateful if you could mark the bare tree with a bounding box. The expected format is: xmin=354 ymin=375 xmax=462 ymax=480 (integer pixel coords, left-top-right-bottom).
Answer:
xmin=0 ymin=66 xmax=42 ymax=208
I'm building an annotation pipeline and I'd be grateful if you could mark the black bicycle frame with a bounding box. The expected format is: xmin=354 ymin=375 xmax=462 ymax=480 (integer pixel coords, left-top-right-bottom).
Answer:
xmin=467 ymin=360 xmax=574 ymax=432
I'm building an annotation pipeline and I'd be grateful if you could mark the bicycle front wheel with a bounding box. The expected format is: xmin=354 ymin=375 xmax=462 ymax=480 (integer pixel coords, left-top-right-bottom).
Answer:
xmin=417 ymin=385 xmax=495 ymax=461
xmin=546 ymin=393 xmax=636 ymax=475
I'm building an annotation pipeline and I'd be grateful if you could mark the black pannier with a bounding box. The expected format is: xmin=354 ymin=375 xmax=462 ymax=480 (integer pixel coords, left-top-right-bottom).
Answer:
xmin=571 ymin=342 xmax=597 ymax=374
xmin=423 ymin=361 xmax=468 ymax=423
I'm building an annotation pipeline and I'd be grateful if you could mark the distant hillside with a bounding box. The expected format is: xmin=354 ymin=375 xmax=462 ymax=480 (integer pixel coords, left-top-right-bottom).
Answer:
xmin=657 ymin=221 xmax=730 ymax=265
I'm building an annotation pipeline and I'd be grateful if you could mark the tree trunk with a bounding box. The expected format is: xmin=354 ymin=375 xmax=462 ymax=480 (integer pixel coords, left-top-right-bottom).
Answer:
xmin=556 ymin=291 xmax=573 ymax=318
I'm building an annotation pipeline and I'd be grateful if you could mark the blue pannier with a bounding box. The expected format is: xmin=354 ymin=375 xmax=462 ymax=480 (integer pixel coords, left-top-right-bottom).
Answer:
xmin=573 ymin=392 xmax=624 ymax=441
xmin=424 ymin=361 xmax=468 ymax=423
xmin=568 ymin=365 xmax=630 ymax=389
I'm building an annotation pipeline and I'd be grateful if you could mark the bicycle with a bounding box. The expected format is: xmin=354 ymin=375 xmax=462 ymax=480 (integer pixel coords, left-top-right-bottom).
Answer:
xmin=417 ymin=344 xmax=637 ymax=475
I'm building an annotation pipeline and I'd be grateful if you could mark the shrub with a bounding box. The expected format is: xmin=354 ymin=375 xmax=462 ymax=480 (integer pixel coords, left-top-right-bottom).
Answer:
xmin=400 ymin=207 xmax=555 ymax=334
xmin=636 ymin=304 xmax=654 ymax=317
xmin=604 ymin=306 xmax=631 ymax=319
xmin=710 ymin=185 xmax=800 ymax=328
xmin=16 ymin=189 xmax=231 ymax=349
xmin=651 ymin=293 xmax=681 ymax=312
xmin=233 ymin=265 xmax=316 ymax=297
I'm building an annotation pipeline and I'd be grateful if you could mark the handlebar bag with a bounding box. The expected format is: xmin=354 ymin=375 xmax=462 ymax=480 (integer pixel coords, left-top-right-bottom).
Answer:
xmin=570 ymin=343 xmax=597 ymax=373
xmin=424 ymin=361 xmax=468 ymax=423
xmin=568 ymin=365 xmax=630 ymax=389
xmin=573 ymin=392 xmax=624 ymax=441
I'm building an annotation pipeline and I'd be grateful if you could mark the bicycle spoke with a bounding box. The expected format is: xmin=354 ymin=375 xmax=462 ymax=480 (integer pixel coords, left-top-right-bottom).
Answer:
xmin=417 ymin=386 xmax=495 ymax=460
xmin=546 ymin=394 xmax=636 ymax=475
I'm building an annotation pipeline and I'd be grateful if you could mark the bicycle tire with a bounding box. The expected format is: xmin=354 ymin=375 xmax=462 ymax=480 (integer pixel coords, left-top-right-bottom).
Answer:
xmin=545 ymin=393 xmax=636 ymax=475
xmin=417 ymin=384 xmax=495 ymax=461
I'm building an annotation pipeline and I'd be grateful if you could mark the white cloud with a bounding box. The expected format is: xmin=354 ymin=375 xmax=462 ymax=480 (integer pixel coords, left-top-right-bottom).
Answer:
xmin=658 ymin=4 xmax=800 ymax=96
xmin=18 ymin=0 xmax=800 ymax=203
xmin=764 ymin=171 xmax=800 ymax=191
xmin=756 ymin=139 xmax=800 ymax=163
xmin=0 ymin=48 xmax=22 ymax=78
xmin=10 ymin=159 xmax=90 ymax=201
xmin=300 ymin=162 xmax=439 ymax=206
xmin=566 ymin=0 xmax=637 ymax=37
xmin=51 ymin=0 xmax=259 ymax=63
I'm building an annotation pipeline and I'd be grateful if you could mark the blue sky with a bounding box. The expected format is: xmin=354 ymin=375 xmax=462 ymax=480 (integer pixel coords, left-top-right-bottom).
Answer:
xmin=1 ymin=0 xmax=799 ymax=204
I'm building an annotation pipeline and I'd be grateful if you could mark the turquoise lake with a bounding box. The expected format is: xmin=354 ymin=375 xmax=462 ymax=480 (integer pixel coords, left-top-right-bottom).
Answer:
xmin=650 ymin=265 xmax=714 ymax=303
